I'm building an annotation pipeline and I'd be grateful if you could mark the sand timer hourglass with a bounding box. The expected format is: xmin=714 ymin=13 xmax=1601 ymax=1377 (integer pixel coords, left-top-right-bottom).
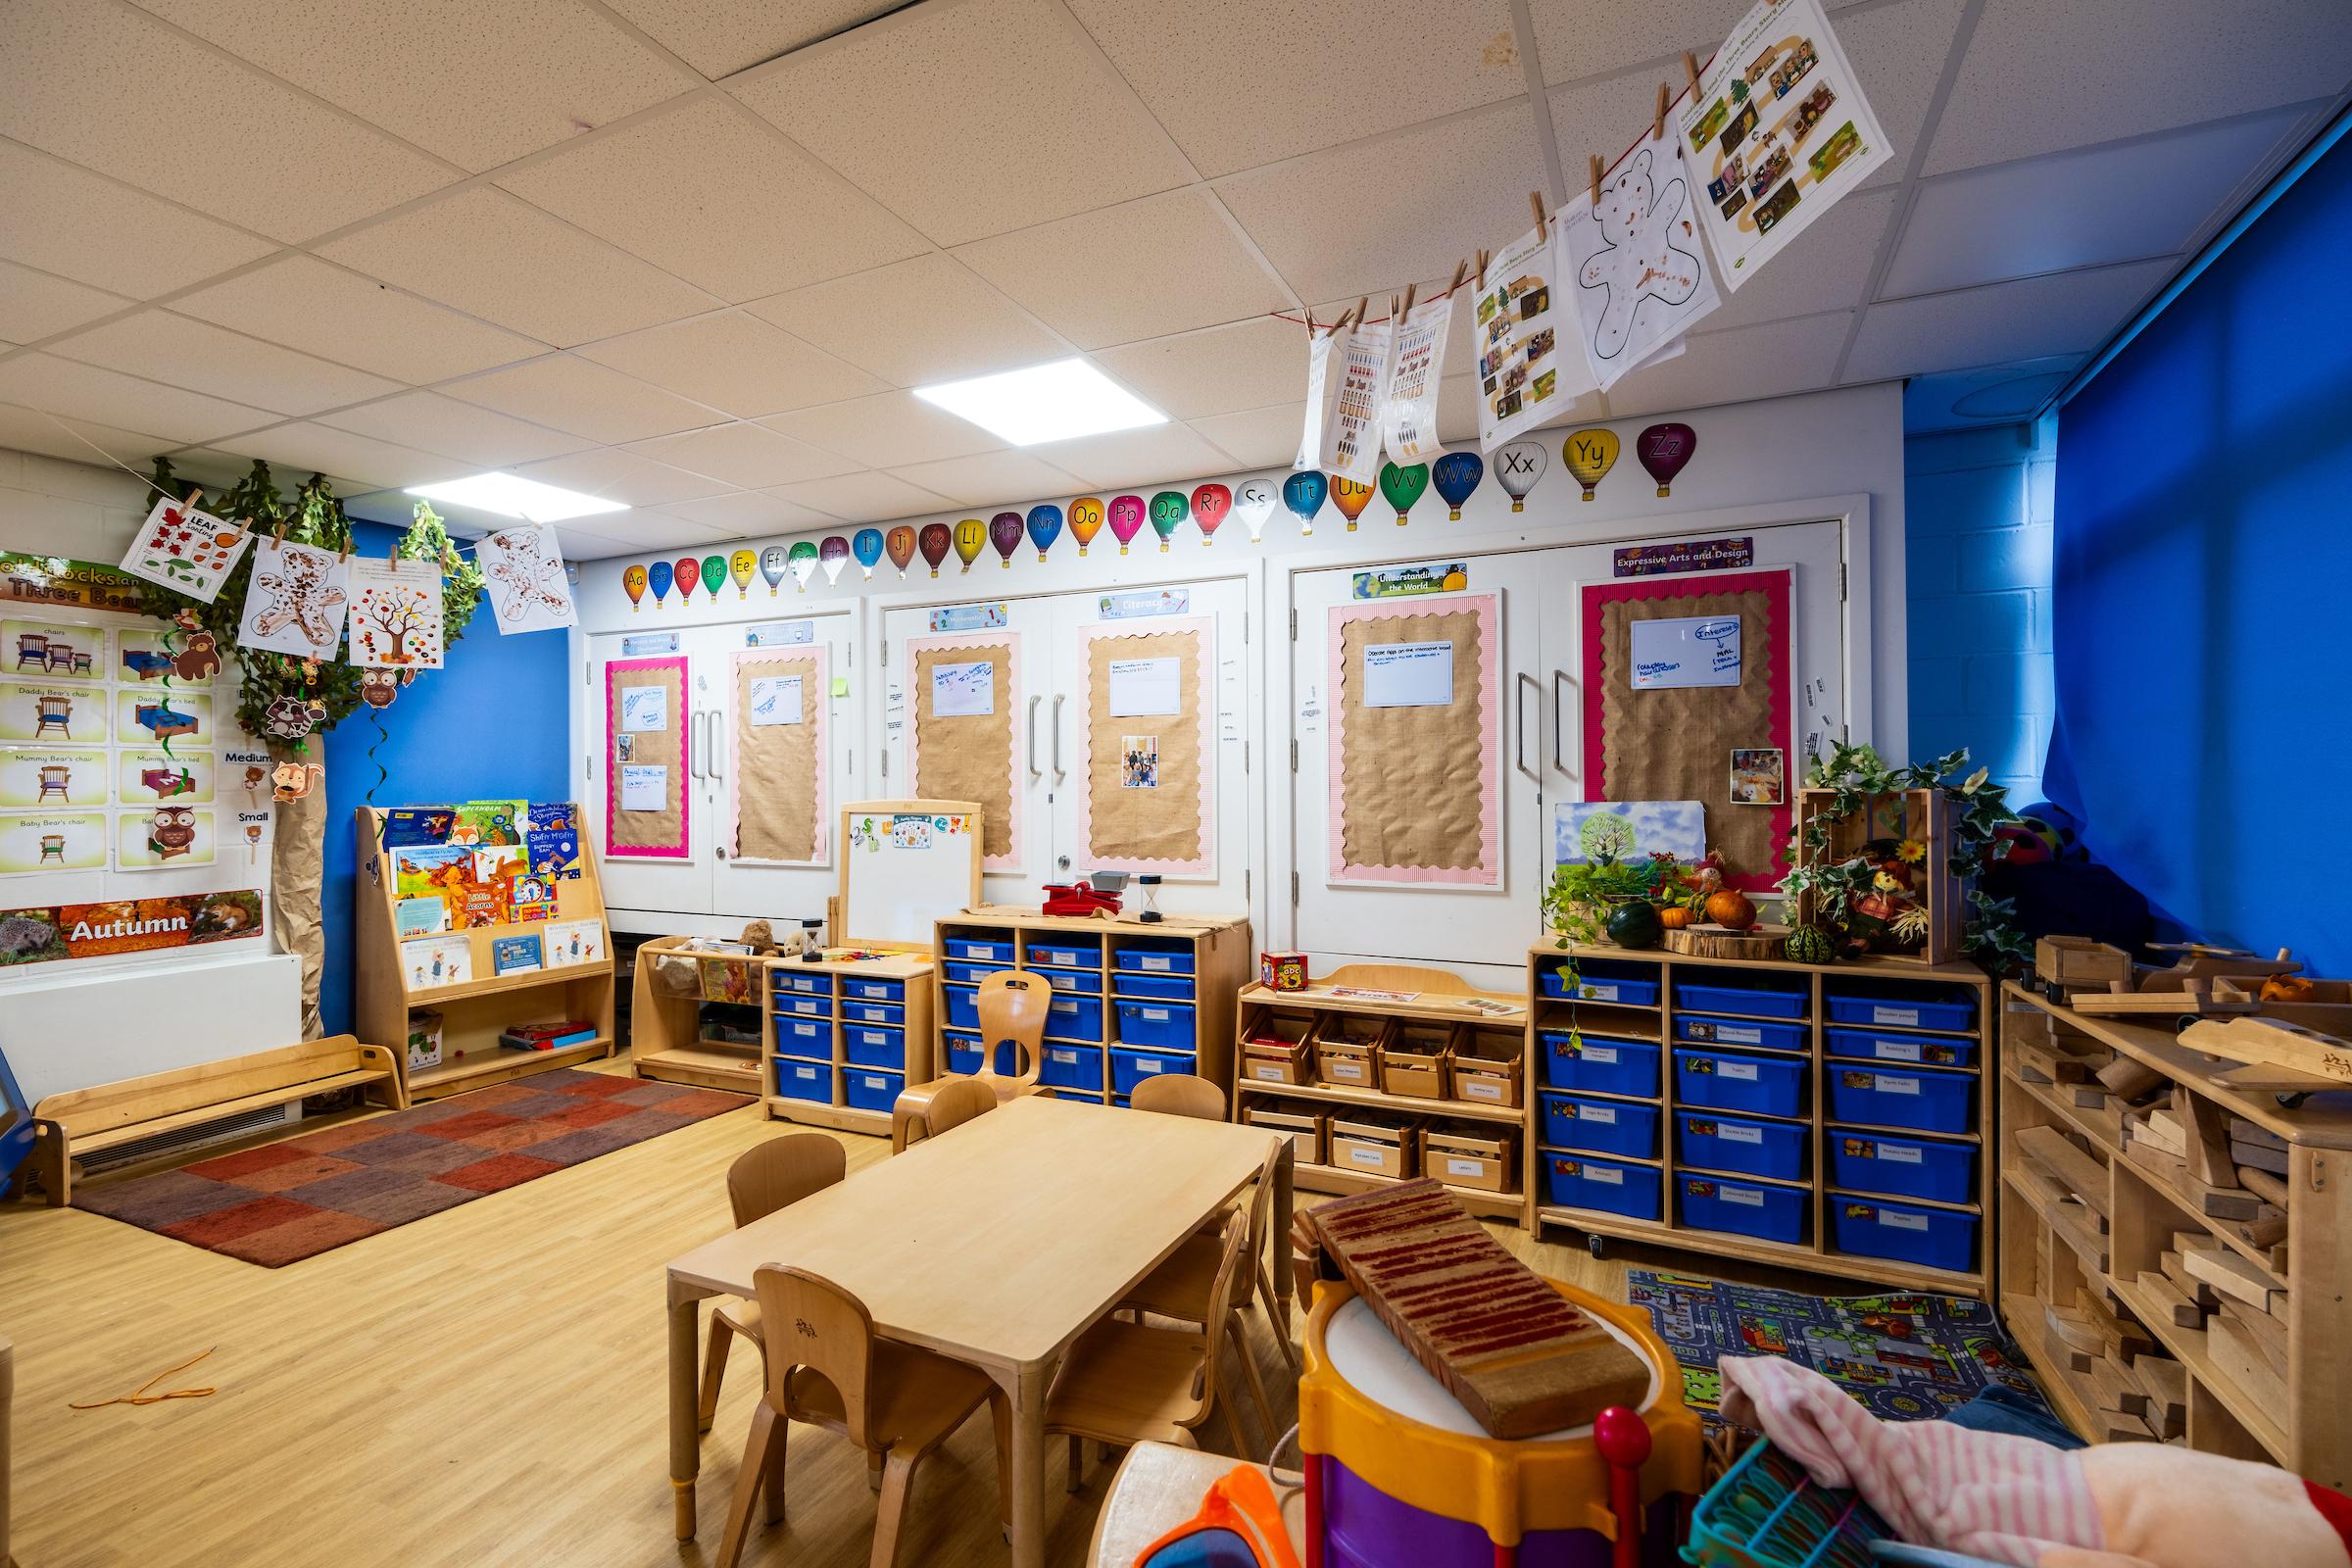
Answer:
xmin=1136 ymin=874 xmax=1163 ymax=924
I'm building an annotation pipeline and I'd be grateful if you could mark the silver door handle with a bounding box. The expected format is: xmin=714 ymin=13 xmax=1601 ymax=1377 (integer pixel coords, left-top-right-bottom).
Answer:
xmin=1551 ymin=670 xmax=1572 ymax=774
xmin=1514 ymin=673 xmax=1540 ymax=783
xmin=687 ymin=711 xmax=704 ymax=779
xmin=707 ymin=708 xmax=724 ymax=779
xmin=1027 ymin=694 xmax=1042 ymax=779
xmin=1051 ymin=694 xmax=1066 ymax=783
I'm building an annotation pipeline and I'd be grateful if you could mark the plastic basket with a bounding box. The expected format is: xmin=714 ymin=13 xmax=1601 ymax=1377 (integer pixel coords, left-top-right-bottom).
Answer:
xmin=1684 ymin=1439 xmax=1887 ymax=1568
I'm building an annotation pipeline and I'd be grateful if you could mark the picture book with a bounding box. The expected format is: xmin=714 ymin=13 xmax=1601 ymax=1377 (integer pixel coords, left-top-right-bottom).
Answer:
xmin=454 ymin=880 xmax=509 ymax=929
xmin=526 ymin=825 xmax=581 ymax=880
xmin=392 ymin=845 xmax=471 ymax=898
xmin=381 ymin=807 xmax=456 ymax=847
xmin=400 ymin=935 xmax=472 ymax=990
xmin=543 ymin=919 xmax=605 ymax=967
xmin=526 ymin=800 xmax=577 ymax=833
xmin=394 ymin=895 xmax=451 ymax=938
xmin=470 ymin=845 xmax=528 ymax=883
xmin=450 ymin=799 xmax=524 ymax=846
xmin=492 ymin=932 xmax=544 ymax=974
xmin=507 ymin=874 xmax=556 ymax=924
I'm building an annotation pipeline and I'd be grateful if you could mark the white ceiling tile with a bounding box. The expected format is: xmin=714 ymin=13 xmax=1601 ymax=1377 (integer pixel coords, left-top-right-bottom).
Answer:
xmin=1067 ymin=0 xmax=1523 ymax=176
xmin=657 ymin=489 xmax=838 ymax=533
xmin=1602 ymin=313 xmax=1854 ymax=418
xmin=730 ymin=0 xmax=1194 ymax=245
xmin=320 ymin=391 xmax=593 ymax=467
xmin=49 ymin=312 xmax=401 ymax=416
xmin=574 ymin=510 xmax=750 ymax=551
xmin=1836 ymin=0 xmax=1970 ymax=190
xmin=1029 ymin=421 xmax=1232 ymax=492
xmin=1926 ymin=0 xmax=2352 ymax=175
xmin=1093 ymin=318 xmax=1309 ymax=421
xmin=498 ymin=96 xmax=926 ymax=302
xmin=886 ymin=449 xmax=1083 ymax=509
xmin=1221 ymin=102 xmax=1547 ymax=306
xmin=603 ymin=0 xmax=887 ymax=79
xmin=0 ymin=354 xmax=273 ymax=446
xmin=441 ymin=354 xmax=718 ymax=444
xmin=1886 ymin=110 xmax=2300 ymax=297
xmin=1543 ymin=71 xmax=1690 ymax=211
xmin=759 ymin=391 xmax=1008 ymax=467
xmin=746 ymin=253 xmax=1069 ymax=387
xmin=954 ymin=191 xmax=1294 ymax=350
xmin=550 ymin=521 xmax=645 ymax=559
xmin=134 ymin=0 xmax=694 ymax=172
xmin=0 ymin=263 xmax=130 ymax=344
xmin=0 ymin=142 xmax=278 ymax=299
xmin=508 ymin=447 xmax=733 ymax=508
xmin=169 ymin=255 xmax=550 ymax=385
xmin=575 ymin=312 xmax=887 ymax=417
xmin=0 ymin=403 xmax=176 ymax=471
xmin=1903 ymin=353 xmax=2082 ymax=433
xmin=0 ymin=0 xmax=452 ymax=243
xmin=1531 ymin=0 xmax=1775 ymax=84
xmin=1842 ymin=259 xmax=2175 ymax=382
xmin=1189 ymin=404 xmax=1302 ymax=470
xmin=626 ymin=421 xmax=861 ymax=487
xmin=205 ymin=421 xmax=471 ymax=491
xmin=768 ymin=469 xmax=956 ymax=522
xmin=1705 ymin=188 xmax=1896 ymax=331
xmin=318 ymin=187 xmax=716 ymax=348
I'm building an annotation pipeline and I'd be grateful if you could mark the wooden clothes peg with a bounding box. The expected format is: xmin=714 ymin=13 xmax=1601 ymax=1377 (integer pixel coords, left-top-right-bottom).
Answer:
xmin=1528 ymin=188 xmax=1547 ymax=230
xmin=1446 ymin=259 xmax=1467 ymax=297
xmin=1590 ymin=155 xmax=1604 ymax=208
xmin=1398 ymin=283 xmax=1417 ymax=319
xmin=1654 ymin=81 xmax=1670 ymax=141
xmin=1475 ymin=248 xmax=1490 ymax=289
xmin=1684 ymin=50 xmax=1702 ymax=92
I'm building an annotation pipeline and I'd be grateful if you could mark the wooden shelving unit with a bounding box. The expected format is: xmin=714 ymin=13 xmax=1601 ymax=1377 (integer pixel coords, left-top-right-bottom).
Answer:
xmin=1229 ymin=965 xmax=1533 ymax=1226
xmin=1528 ymin=944 xmax=1998 ymax=1296
xmin=930 ymin=908 xmax=1250 ymax=1103
xmin=1996 ymin=984 xmax=2352 ymax=1484
xmin=353 ymin=807 xmax=616 ymax=1102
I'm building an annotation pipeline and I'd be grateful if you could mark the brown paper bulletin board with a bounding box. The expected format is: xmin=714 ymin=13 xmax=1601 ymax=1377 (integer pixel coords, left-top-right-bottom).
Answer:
xmin=731 ymin=645 xmax=826 ymax=864
xmin=605 ymin=656 xmax=688 ymax=858
xmin=1328 ymin=592 xmax=1500 ymax=886
xmin=1079 ymin=616 xmax=1210 ymax=873
xmin=907 ymin=632 xmax=1019 ymax=868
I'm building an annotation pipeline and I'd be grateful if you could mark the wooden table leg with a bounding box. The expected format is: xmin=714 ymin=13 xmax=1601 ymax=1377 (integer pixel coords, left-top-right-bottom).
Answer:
xmin=996 ymin=1358 xmax=1048 ymax=1568
xmin=667 ymin=1280 xmax=705 ymax=1541
xmin=1273 ymin=1141 xmax=1295 ymax=1329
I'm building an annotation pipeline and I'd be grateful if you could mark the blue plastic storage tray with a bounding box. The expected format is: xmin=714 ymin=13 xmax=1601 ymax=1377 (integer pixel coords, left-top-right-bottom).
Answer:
xmin=1823 ymin=982 xmax=1977 ymax=1033
xmin=1113 ymin=999 xmax=1194 ymax=1050
xmin=1027 ymin=941 xmax=1100 ymax=969
xmin=1040 ymin=1043 xmax=1103 ymax=1091
xmin=1543 ymin=1153 xmax=1661 ymax=1220
xmin=1540 ymin=962 xmax=1662 ymax=1006
xmin=843 ymin=1067 xmax=904 ymax=1114
xmin=841 ymin=977 xmax=906 ymax=1003
xmin=775 ymin=992 xmax=832 ymax=1019
xmin=1112 ymin=971 xmax=1197 ymax=1002
xmin=842 ymin=1025 xmax=905 ymax=1071
xmin=1033 ymin=966 xmax=1103 ymax=996
xmin=1539 ymin=1033 xmax=1661 ymax=1100
xmin=1677 ymin=1113 xmax=1807 ymax=1182
xmin=1826 ymin=1062 xmax=1973 ymax=1134
xmin=774 ymin=971 xmax=831 ymax=997
xmin=943 ymin=1033 xmax=1017 ymax=1077
xmin=1673 ymin=1049 xmax=1807 ymax=1119
xmin=1823 ymin=1025 xmax=1974 ymax=1067
xmin=1675 ymin=1013 xmax=1807 ymax=1054
xmin=1111 ymin=1047 xmax=1191 ymax=1096
xmin=1684 ymin=1439 xmax=1887 ymax=1568
xmin=773 ymin=1058 xmax=830 ymax=1103
xmin=1828 ymin=1128 xmax=1976 ymax=1204
xmin=1831 ymin=1194 xmax=1978 ymax=1273
xmin=1114 ymin=945 xmax=1196 ymax=975
xmin=1680 ymin=1173 xmax=1807 ymax=1245
xmin=773 ymin=1015 xmax=831 ymax=1059
xmin=1673 ymin=979 xmax=1808 ymax=1020
xmin=1539 ymin=1093 xmax=1661 ymax=1159
xmin=943 ymin=958 xmax=1009 ymax=987
xmin=945 ymin=937 xmax=1013 ymax=963
xmin=943 ymin=986 xmax=981 ymax=1031
xmin=1045 ymin=993 xmax=1105 ymax=1043
xmin=841 ymin=999 xmax=906 ymax=1026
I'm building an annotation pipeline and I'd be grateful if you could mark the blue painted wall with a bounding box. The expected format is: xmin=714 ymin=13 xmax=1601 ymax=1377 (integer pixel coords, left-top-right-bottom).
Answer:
xmin=318 ymin=520 xmax=570 ymax=1035
xmin=2046 ymin=130 xmax=2352 ymax=973
xmin=1904 ymin=420 xmax=2055 ymax=800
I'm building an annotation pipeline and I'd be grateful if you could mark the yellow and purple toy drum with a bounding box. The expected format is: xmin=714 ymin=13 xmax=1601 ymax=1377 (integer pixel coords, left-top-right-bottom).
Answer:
xmin=1297 ymin=1279 xmax=1701 ymax=1568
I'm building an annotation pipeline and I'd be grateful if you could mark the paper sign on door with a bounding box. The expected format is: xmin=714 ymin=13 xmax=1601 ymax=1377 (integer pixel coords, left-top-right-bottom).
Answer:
xmin=1362 ymin=640 xmax=1453 ymax=708
xmin=619 ymin=764 xmax=667 ymax=810
xmin=1107 ymin=657 xmax=1181 ymax=716
xmin=749 ymin=675 xmax=804 ymax=726
xmin=1630 ymin=615 xmax=1741 ymax=689
xmin=931 ymin=661 xmax=995 ymax=717
xmin=619 ymin=687 xmax=669 ymax=731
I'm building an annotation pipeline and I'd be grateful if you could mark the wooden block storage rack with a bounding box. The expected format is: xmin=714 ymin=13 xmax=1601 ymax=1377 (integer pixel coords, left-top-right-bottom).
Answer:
xmin=1996 ymin=984 xmax=2352 ymax=1485
xmin=1529 ymin=944 xmax=1998 ymax=1295
xmin=931 ymin=907 xmax=1250 ymax=1105
xmin=353 ymin=807 xmax=616 ymax=1102
xmin=1229 ymin=964 xmax=1531 ymax=1225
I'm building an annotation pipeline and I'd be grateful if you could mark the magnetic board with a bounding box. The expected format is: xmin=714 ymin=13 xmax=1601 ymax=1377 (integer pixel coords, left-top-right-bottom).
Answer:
xmin=837 ymin=798 xmax=983 ymax=948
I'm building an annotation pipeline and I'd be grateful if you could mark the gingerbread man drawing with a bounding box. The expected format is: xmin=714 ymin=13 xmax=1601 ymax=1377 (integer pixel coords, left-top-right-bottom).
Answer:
xmin=252 ymin=547 xmax=347 ymax=649
xmin=1575 ymin=146 xmax=1705 ymax=366
xmin=488 ymin=530 xmax=571 ymax=622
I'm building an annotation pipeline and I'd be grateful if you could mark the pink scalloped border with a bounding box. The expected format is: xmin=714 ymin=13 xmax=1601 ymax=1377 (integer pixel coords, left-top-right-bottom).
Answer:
xmin=1075 ymin=615 xmax=1213 ymax=877
xmin=904 ymin=629 xmax=1021 ymax=870
xmin=605 ymin=655 xmax=688 ymax=859
xmin=728 ymin=644 xmax=828 ymax=865
xmin=1327 ymin=592 xmax=1501 ymax=885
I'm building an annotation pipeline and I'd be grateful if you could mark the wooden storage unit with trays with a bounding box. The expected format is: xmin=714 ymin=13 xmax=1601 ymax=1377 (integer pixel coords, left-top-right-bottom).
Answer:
xmin=1232 ymin=964 xmax=1529 ymax=1224
xmin=1995 ymin=984 xmax=2352 ymax=1485
xmin=930 ymin=908 xmax=1250 ymax=1106
xmin=354 ymin=806 xmax=616 ymax=1102
xmin=1531 ymin=943 xmax=1996 ymax=1293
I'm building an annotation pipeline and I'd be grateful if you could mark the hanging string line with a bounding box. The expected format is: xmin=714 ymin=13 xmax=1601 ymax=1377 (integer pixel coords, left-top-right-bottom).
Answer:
xmin=70 ymin=1347 xmax=219 ymax=1409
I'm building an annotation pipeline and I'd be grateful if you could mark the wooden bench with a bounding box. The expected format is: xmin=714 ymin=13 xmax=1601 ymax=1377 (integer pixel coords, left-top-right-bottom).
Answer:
xmin=23 ymin=1036 xmax=405 ymax=1206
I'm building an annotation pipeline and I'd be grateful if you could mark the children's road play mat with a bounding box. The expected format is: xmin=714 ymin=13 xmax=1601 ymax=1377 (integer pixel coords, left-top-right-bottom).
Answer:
xmin=1628 ymin=1269 xmax=2053 ymax=1424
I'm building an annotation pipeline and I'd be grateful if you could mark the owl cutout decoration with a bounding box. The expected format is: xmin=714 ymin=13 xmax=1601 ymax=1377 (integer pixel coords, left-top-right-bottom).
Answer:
xmin=360 ymin=668 xmax=401 ymax=710
xmin=148 ymin=805 xmax=198 ymax=860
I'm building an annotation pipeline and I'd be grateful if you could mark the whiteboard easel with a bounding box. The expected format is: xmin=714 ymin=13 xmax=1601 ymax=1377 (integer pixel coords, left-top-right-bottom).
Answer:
xmin=837 ymin=799 xmax=982 ymax=949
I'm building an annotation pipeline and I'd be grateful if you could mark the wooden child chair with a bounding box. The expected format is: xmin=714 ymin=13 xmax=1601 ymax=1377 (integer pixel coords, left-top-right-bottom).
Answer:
xmin=919 ymin=1075 xmax=997 ymax=1140
xmin=716 ymin=1264 xmax=1010 ymax=1568
xmin=1130 ymin=1073 xmax=1225 ymax=1121
xmin=890 ymin=970 xmax=1051 ymax=1152
xmin=698 ymin=1133 xmax=847 ymax=1434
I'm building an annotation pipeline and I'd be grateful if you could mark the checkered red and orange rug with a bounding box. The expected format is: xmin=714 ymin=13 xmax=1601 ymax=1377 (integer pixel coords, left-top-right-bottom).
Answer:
xmin=73 ymin=1069 xmax=751 ymax=1267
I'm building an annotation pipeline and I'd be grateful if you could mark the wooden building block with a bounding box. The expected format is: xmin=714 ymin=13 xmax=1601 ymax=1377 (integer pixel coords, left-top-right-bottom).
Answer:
xmin=2017 ymin=1124 xmax=2109 ymax=1221
xmin=2132 ymin=1108 xmax=2188 ymax=1156
xmin=2088 ymin=1354 xmax=2148 ymax=1416
xmin=2180 ymin=1243 xmax=2285 ymax=1313
xmin=2232 ymin=1140 xmax=2291 ymax=1178
xmin=2134 ymin=1270 xmax=2207 ymax=1329
xmin=2235 ymin=1165 xmax=2288 ymax=1208
xmin=2219 ymin=1302 xmax=2287 ymax=1378
xmin=2099 ymin=1409 xmax=2158 ymax=1443
xmin=2159 ymin=1248 xmax=2220 ymax=1310
xmin=2123 ymin=1139 xmax=2263 ymax=1221
xmin=2206 ymin=1312 xmax=2288 ymax=1411
xmin=2175 ymin=1090 xmax=2238 ymax=1189
xmin=2133 ymin=1355 xmax=2189 ymax=1435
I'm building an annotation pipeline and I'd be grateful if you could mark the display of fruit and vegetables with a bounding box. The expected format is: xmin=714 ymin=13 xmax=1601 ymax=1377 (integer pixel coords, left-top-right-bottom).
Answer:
xmin=1703 ymin=889 xmax=1757 ymax=931
xmin=1785 ymin=925 xmax=1836 ymax=964
xmin=1544 ymin=851 xmax=1732 ymax=948
xmin=1604 ymin=901 xmax=1664 ymax=950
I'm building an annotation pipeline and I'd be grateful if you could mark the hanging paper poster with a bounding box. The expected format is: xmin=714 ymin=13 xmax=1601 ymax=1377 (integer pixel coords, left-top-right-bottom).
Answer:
xmin=1563 ymin=139 xmax=1722 ymax=390
xmin=1324 ymin=318 xmax=1391 ymax=485
xmin=931 ymin=661 xmax=996 ymax=718
xmin=619 ymin=763 xmax=667 ymax=810
xmin=236 ymin=536 xmax=349 ymax=661
xmin=117 ymin=805 xmax=215 ymax=869
xmin=1631 ymin=614 xmax=1742 ymax=689
xmin=1680 ymin=0 xmax=1892 ymax=287
xmin=401 ymin=934 xmax=473 ymax=990
xmin=118 ymin=496 xmax=251 ymax=602
xmin=1296 ymin=326 xmax=1341 ymax=473
xmin=1362 ymin=641 xmax=1455 ymax=708
xmin=749 ymin=675 xmax=805 ymax=726
xmin=345 ymin=556 xmax=445 ymax=670
xmin=1554 ymin=800 xmax=1708 ymax=868
xmin=0 ymin=747 xmax=108 ymax=808
xmin=474 ymin=524 xmax=577 ymax=633
xmin=0 ymin=809 xmax=107 ymax=874
xmin=619 ymin=686 xmax=668 ymax=733
xmin=118 ymin=689 xmax=212 ymax=747
xmin=1106 ymin=657 xmax=1182 ymax=717
xmin=114 ymin=749 xmax=212 ymax=806
xmin=1474 ymin=220 xmax=1593 ymax=452
xmin=2 ymin=618 xmax=106 ymax=683
xmin=543 ymin=919 xmax=606 ymax=968
xmin=1381 ymin=293 xmax=1454 ymax=465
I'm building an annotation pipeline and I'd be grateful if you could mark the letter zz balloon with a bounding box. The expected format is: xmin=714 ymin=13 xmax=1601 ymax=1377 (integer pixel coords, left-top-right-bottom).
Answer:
xmin=1432 ymin=451 xmax=1482 ymax=519
xmin=1282 ymin=470 xmax=1327 ymax=536
xmin=1637 ymin=422 xmax=1695 ymax=497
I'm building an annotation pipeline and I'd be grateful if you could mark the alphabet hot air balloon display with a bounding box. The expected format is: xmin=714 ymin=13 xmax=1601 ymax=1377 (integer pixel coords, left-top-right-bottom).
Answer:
xmin=1068 ymin=496 xmax=1104 ymax=556
xmin=760 ymin=546 xmax=788 ymax=594
xmin=887 ymin=525 xmax=917 ymax=577
xmin=648 ymin=559 xmax=673 ymax=607
xmin=819 ymin=535 xmax=851 ymax=586
xmin=622 ymin=563 xmax=647 ymax=612
xmin=1190 ymin=482 xmax=1231 ymax=546
xmin=1432 ymin=451 xmax=1483 ymax=519
xmin=853 ymin=527 xmax=885 ymax=578
xmin=989 ymin=512 xmax=1023 ymax=569
xmin=729 ymin=548 xmax=757 ymax=599
xmin=701 ymin=555 xmax=727 ymax=600
xmin=1562 ymin=427 xmax=1619 ymax=502
xmin=1107 ymin=495 xmax=1146 ymax=555
xmin=1495 ymin=441 xmax=1547 ymax=512
xmin=1637 ymin=422 xmax=1695 ymax=497
xmin=1378 ymin=462 xmax=1429 ymax=525
xmin=918 ymin=523 xmax=951 ymax=578
xmin=953 ymin=517 xmax=986 ymax=573
xmin=787 ymin=540 xmax=818 ymax=592
xmin=1331 ymin=476 xmax=1375 ymax=530
xmin=1025 ymin=504 xmax=1062 ymax=561
xmin=1282 ymin=470 xmax=1327 ymax=536
xmin=674 ymin=556 xmax=700 ymax=602
xmin=1148 ymin=490 xmax=1187 ymax=552
xmin=1234 ymin=479 xmax=1275 ymax=543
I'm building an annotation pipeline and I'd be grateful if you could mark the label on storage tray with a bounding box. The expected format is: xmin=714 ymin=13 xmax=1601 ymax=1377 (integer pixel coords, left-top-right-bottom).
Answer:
xmin=1719 ymin=1122 xmax=1763 ymax=1144
xmin=1139 ymin=956 xmax=1173 ymax=971
xmin=1135 ymin=1055 xmax=1167 ymax=1074
xmin=1880 ymin=1209 xmax=1929 ymax=1231
xmin=1585 ymin=1164 xmax=1624 ymax=1185
xmin=1580 ymin=1103 xmax=1618 ymax=1123
xmin=1721 ymin=1185 xmax=1765 ymax=1206
xmin=1581 ymin=1045 xmax=1619 ymax=1063
xmin=1445 ymin=1157 xmax=1485 ymax=1178
xmin=1876 ymin=1074 xmax=1921 ymax=1094
xmin=1051 ymin=1049 xmax=1078 ymax=1063
xmin=1879 ymin=1143 xmax=1923 ymax=1163
xmin=1252 ymin=1064 xmax=1285 ymax=1080
xmin=1141 ymin=1007 xmax=1169 ymax=1020
xmin=1581 ymin=982 xmax=1622 ymax=1001
xmin=1348 ymin=1145 xmax=1385 ymax=1166
xmin=1460 ymin=1078 xmax=1503 ymax=1101
xmin=1719 ymin=1060 xmax=1759 ymax=1081
xmin=1872 ymin=1005 xmax=1921 ymax=1026
xmin=1717 ymin=1024 xmax=1763 ymax=1044
xmin=1328 ymin=1061 xmax=1367 ymax=1082
xmin=1873 ymin=1039 xmax=1922 ymax=1061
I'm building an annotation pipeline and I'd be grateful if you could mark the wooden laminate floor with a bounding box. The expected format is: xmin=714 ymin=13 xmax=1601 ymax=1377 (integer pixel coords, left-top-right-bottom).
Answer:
xmin=0 ymin=1059 xmax=1637 ymax=1568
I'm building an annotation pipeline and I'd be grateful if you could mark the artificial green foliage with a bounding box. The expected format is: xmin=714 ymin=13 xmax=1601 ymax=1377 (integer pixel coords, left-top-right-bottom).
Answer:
xmin=1543 ymin=854 xmax=1681 ymax=947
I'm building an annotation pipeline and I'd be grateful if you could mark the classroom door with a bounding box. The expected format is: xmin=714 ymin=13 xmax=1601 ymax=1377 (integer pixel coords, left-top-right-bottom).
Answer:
xmin=710 ymin=606 xmax=861 ymax=923
xmin=585 ymin=624 xmax=728 ymax=917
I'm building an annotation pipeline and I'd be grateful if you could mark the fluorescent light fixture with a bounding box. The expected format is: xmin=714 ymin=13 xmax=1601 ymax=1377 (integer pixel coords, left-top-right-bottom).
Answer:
xmin=912 ymin=358 xmax=1167 ymax=446
xmin=405 ymin=471 xmax=628 ymax=522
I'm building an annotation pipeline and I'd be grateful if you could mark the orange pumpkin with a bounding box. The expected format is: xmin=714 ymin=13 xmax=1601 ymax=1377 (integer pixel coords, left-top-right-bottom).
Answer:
xmin=1658 ymin=906 xmax=1695 ymax=931
xmin=1704 ymin=889 xmax=1757 ymax=931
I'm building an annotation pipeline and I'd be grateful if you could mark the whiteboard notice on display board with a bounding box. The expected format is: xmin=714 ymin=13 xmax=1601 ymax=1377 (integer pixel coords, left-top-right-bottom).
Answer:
xmin=838 ymin=798 xmax=983 ymax=948
xmin=1630 ymin=615 xmax=1741 ymax=689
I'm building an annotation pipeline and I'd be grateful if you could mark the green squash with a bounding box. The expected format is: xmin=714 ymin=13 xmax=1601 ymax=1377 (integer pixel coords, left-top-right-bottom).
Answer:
xmin=1786 ymin=926 xmax=1835 ymax=964
xmin=1604 ymin=901 xmax=1663 ymax=950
